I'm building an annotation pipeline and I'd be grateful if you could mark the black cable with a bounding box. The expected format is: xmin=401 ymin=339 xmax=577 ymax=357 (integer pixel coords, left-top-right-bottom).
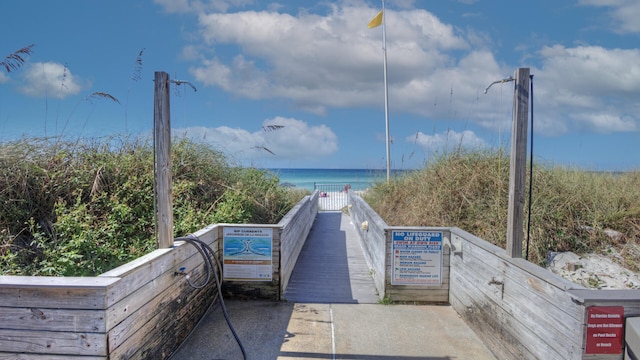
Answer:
xmin=525 ymin=75 xmax=534 ymax=261
xmin=174 ymin=235 xmax=247 ymax=360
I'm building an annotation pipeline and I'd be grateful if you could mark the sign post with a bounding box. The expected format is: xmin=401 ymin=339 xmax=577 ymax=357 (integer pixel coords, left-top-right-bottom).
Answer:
xmin=506 ymin=68 xmax=530 ymax=258
xmin=153 ymin=71 xmax=173 ymax=249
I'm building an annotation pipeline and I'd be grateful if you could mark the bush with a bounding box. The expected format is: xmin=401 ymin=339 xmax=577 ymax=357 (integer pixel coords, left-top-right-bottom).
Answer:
xmin=365 ymin=150 xmax=640 ymax=269
xmin=0 ymin=137 xmax=304 ymax=276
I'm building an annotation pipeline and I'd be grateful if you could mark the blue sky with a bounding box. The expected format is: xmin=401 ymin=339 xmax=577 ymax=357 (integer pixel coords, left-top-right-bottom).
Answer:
xmin=1 ymin=0 xmax=638 ymax=170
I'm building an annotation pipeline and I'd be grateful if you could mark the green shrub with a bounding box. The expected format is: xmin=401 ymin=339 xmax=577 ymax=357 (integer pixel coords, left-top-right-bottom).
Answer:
xmin=0 ymin=137 xmax=303 ymax=276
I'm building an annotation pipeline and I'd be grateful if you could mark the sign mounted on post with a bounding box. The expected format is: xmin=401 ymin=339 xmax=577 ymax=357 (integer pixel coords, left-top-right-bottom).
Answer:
xmin=391 ymin=230 xmax=443 ymax=285
xmin=585 ymin=306 xmax=624 ymax=355
xmin=223 ymin=227 xmax=273 ymax=281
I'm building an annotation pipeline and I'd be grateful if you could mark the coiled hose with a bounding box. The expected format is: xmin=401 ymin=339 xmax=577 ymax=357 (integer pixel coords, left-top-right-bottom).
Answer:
xmin=174 ymin=235 xmax=247 ymax=360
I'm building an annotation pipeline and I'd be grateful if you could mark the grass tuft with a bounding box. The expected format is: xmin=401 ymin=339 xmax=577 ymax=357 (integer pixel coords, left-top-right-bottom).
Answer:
xmin=365 ymin=150 xmax=640 ymax=270
xmin=1 ymin=44 xmax=35 ymax=73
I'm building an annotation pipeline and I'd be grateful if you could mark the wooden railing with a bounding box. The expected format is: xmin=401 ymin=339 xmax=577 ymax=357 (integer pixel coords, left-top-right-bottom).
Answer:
xmin=0 ymin=193 xmax=317 ymax=359
xmin=347 ymin=191 xmax=640 ymax=360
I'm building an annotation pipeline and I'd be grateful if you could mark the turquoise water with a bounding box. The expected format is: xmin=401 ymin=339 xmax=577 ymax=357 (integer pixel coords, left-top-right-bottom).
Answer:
xmin=265 ymin=168 xmax=400 ymax=191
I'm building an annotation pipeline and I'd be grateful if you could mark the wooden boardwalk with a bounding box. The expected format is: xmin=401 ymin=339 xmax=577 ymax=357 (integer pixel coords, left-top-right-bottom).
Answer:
xmin=284 ymin=211 xmax=379 ymax=304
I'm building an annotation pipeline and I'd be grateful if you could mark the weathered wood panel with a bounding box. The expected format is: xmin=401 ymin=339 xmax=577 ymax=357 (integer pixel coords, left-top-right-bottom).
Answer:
xmin=106 ymin=225 xmax=220 ymax=358
xmin=106 ymin=256 xmax=211 ymax=351
xmin=348 ymin=193 xmax=386 ymax=299
xmin=0 ymin=276 xmax=119 ymax=309
xmin=109 ymin=272 xmax=216 ymax=359
xmin=0 ymin=329 xmax=106 ymax=356
xmin=447 ymin=226 xmax=640 ymax=360
xmin=450 ymin=255 xmax=581 ymax=359
xmin=104 ymin=240 xmax=214 ymax=330
xmin=0 ymin=225 xmax=221 ymax=359
xmin=0 ymin=307 xmax=106 ymax=333
xmin=0 ymin=353 xmax=105 ymax=360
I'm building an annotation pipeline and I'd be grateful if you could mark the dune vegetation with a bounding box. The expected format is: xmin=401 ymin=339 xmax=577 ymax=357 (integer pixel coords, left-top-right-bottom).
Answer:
xmin=0 ymin=137 xmax=306 ymax=276
xmin=365 ymin=150 xmax=640 ymax=270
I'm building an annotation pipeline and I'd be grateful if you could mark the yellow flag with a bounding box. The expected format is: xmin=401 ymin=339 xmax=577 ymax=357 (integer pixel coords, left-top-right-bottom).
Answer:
xmin=368 ymin=10 xmax=383 ymax=29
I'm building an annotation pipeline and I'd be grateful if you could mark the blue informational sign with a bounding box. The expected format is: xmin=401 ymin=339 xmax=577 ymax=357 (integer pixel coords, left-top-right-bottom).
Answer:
xmin=223 ymin=227 xmax=273 ymax=281
xmin=391 ymin=230 xmax=443 ymax=285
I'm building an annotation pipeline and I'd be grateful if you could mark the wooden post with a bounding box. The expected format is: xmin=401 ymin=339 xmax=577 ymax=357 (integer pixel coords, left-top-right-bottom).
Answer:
xmin=506 ymin=68 xmax=530 ymax=258
xmin=154 ymin=71 xmax=173 ymax=248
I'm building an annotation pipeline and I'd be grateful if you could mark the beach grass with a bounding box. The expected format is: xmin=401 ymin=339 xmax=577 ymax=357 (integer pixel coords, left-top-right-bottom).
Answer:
xmin=365 ymin=149 xmax=640 ymax=270
xmin=0 ymin=136 xmax=304 ymax=276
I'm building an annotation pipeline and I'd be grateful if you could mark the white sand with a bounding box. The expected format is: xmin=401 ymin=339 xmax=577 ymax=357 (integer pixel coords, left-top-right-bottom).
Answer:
xmin=547 ymin=248 xmax=640 ymax=289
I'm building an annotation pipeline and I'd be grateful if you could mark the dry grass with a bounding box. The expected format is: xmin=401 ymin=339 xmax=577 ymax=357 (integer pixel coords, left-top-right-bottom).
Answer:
xmin=1 ymin=44 xmax=35 ymax=73
xmin=365 ymin=150 xmax=640 ymax=270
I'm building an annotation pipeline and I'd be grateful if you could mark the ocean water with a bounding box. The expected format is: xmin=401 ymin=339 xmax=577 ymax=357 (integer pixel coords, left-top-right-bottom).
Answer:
xmin=265 ymin=168 xmax=393 ymax=191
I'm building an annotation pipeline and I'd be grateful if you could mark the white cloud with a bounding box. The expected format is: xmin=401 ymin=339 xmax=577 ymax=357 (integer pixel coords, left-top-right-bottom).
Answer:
xmin=535 ymin=45 xmax=640 ymax=134
xmin=154 ymin=0 xmax=252 ymax=14
xmin=0 ymin=72 xmax=8 ymax=83
xmin=18 ymin=62 xmax=83 ymax=99
xmin=174 ymin=116 xmax=338 ymax=162
xmin=579 ymin=0 xmax=640 ymax=33
xmin=181 ymin=2 xmax=638 ymax=139
xmin=410 ymin=130 xmax=487 ymax=152
xmin=189 ymin=4 xmax=472 ymax=115
xmin=570 ymin=112 xmax=637 ymax=132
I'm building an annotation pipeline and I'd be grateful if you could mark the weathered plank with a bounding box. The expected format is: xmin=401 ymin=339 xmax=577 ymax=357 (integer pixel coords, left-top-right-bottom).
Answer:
xmin=106 ymin=256 xmax=212 ymax=348
xmin=454 ymin=241 xmax=585 ymax=326
xmin=449 ymin=288 xmax=540 ymax=360
xmin=0 ymin=329 xmax=106 ymax=356
xmin=0 ymin=307 xmax=106 ymax=332
xmin=153 ymin=71 xmax=174 ymax=249
xmin=0 ymin=277 xmax=119 ymax=309
xmin=506 ymin=67 xmax=530 ymax=259
xmin=349 ymin=193 xmax=387 ymax=297
xmin=451 ymin=256 xmax=583 ymax=359
xmin=0 ymin=353 xmax=105 ymax=360
xmin=104 ymin=244 xmax=215 ymax=330
xmin=109 ymin=274 xmax=216 ymax=360
xmin=449 ymin=235 xmax=586 ymax=360
xmin=99 ymin=227 xmax=218 ymax=307
xmin=452 ymin=269 xmax=579 ymax=360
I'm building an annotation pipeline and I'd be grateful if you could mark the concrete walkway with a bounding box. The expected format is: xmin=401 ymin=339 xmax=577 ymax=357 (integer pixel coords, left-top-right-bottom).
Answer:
xmin=170 ymin=212 xmax=496 ymax=360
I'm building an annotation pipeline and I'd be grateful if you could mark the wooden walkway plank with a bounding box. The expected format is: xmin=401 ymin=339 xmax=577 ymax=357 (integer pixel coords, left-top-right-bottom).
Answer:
xmin=284 ymin=212 xmax=379 ymax=304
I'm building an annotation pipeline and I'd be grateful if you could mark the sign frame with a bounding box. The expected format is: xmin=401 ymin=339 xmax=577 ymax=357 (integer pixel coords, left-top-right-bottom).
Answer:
xmin=585 ymin=306 xmax=624 ymax=355
xmin=391 ymin=230 xmax=443 ymax=286
xmin=222 ymin=227 xmax=273 ymax=281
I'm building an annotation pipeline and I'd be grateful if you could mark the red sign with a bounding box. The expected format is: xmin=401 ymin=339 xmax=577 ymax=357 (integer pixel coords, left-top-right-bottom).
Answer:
xmin=585 ymin=306 xmax=624 ymax=354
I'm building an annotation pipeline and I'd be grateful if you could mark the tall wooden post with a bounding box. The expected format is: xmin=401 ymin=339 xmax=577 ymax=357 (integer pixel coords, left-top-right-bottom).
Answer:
xmin=154 ymin=71 xmax=173 ymax=248
xmin=506 ymin=68 xmax=530 ymax=258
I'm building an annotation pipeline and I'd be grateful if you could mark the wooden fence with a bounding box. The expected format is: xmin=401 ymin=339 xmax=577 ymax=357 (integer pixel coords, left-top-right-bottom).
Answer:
xmin=349 ymin=193 xmax=450 ymax=303
xmin=0 ymin=193 xmax=317 ymax=359
xmin=348 ymin=192 xmax=640 ymax=360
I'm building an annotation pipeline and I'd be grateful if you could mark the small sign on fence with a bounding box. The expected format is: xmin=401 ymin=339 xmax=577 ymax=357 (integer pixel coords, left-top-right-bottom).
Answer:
xmin=585 ymin=306 xmax=624 ymax=354
xmin=223 ymin=227 xmax=273 ymax=281
xmin=391 ymin=230 xmax=443 ymax=285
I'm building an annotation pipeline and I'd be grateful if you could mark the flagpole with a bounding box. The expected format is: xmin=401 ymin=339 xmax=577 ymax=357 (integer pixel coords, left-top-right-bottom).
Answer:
xmin=382 ymin=0 xmax=391 ymax=181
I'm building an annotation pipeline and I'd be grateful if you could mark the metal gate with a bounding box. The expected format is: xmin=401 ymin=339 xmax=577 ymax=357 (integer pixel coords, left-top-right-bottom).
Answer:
xmin=314 ymin=183 xmax=350 ymax=211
